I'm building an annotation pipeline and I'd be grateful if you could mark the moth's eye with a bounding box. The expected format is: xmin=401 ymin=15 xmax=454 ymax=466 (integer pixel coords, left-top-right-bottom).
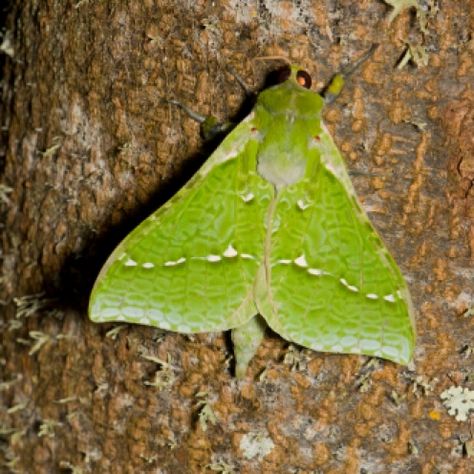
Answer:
xmin=296 ymin=70 xmax=312 ymax=89
xmin=275 ymin=65 xmax=291 ymax=84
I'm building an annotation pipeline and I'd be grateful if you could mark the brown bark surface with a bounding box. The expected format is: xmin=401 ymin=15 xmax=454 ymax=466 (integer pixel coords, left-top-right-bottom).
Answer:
xmin=1 ymin=1 xmax=473 ymax=473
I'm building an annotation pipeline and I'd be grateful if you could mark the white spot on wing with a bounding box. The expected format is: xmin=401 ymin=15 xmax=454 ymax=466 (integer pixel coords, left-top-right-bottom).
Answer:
xmin=383 ymin=294 xmax=396 ymax=303
xmin=240 ymin=192 xmax=254 ymax=203
xmin=164 ymin=257 xmax=186 ymax=267
xmin=206 ymin=254 xmax=222 ymax=262
xmin=307 ymin=268 xmax=326 ymax=276
xmin=124 ymin=258 xmax=137 ymax=267
xmin=294 ymin=254 xmax=308 ymax=268
xmin=297 ymin=199 xmax=310 ymax=210
xmin=223 ymin=244 xmax=238 ymax=258
xmin=142 ymin=262 xmax=154 ymax=269
xmin=278 ymin=259 xmax=292 ymax=264
xmin=366 ymin=293 xmax=379 ymax=300
xmin=241 ymin=253 xmax=255 ymax=260
xmin=139 ymin=317 xmax=151 ymax=325
xmin=321 ymin=158 xmax=339 ymax=177
xmin=159 ymin=321 xmax=171 ymax=330
xmin=340 ymin=278 xmax=359 ymax=292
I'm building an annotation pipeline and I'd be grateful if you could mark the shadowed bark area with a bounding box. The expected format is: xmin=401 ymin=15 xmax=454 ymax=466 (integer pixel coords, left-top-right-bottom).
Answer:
xmin=1 ymin=1 xmax=473 ymax=472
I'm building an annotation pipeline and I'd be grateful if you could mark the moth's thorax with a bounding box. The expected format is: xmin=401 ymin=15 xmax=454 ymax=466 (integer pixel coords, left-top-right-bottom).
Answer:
xmin=255 ymin=82 xmax=324 ymax=189
xmin=256 ymin=80 xmax=324 ymax=118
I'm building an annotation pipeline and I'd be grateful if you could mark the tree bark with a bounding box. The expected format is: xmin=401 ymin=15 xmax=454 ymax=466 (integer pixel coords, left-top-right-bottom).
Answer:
xmin=1 ymin=1 xmax=473 ymax=473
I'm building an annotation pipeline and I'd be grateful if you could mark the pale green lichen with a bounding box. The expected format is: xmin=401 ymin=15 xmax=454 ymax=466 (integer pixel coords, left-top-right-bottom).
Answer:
xmin=0 ymin=375 xmax=22 ymax=391
xmin=105 ymin=325 xmax=126 ymax=340
xmin=0 ymin=426 xmax=16 ymax=437
xmin=460 ymin=344 xmax=473 ymax=358
xmin=139 ymin=454 xmax=158 ymax=464
xmin=7 ymin=319 xmax=23 ymax=331
xmin=6 ymin=402 xmax=28 ymax=414
xmin=389 ymin=389 xmax=407 ymax=407
xmin=397 ymin=43 xmax=429 ymax=69
xmin=142 ymin=353 xmax=176 ymax=390
xmin=54 ymin=396 xmax=79 ymax=404
xmin=408 ymin=440 xmax=419 ymax=455
xmin=195 ymin=392 xmax=218 ymax=432
xmin=440 ymin=386 xmax=474 ymax=422
xmin=38 ymin=419 xmax=63 ymax=438
xmin=10 ymin=429 xmax=27 ymax=445
xmin=0 ymin=183 xmax=12 ymax=205
xmin=355 ymin=358 xmax=382 ymax=393
xmin=3 ymin=456 xmax=20 ymax=474
xmin=141 ymin=353 xmax=173 ymax=368
xmin=143 ymin=369 xmax=175 ymax=390
xmin=41 ymin=143 xmax=61 ymax=158
xmin=383 ymin=0 xmax=427 ymax=32
xmin=206 ymin=457 xmax=236 ymax=474
xmin=462 ymin=306 xmax=474 ymax=318
xmin=58 ymin=461 xmax=84 ymax=474
xmin=410 ymin=374 xmax=438 ymax=398
xmin=239 ymin=432 xmax=275 ymax=460
xmin=0 ymin=30 xmax=14 ymax=57
xmin=28 ymin=331 xmax=52 ymax=355
xmin=283 ymin=344 xmax=312 ymax=372
xmin=465 ymin=439 xmax=474 ymax=458
xmin=14 ymin=293 xmax=47 ymax=318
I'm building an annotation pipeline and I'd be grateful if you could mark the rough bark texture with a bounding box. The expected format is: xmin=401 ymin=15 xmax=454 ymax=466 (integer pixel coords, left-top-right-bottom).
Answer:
xmin=1 ymin=1 xmax=473 ymax=473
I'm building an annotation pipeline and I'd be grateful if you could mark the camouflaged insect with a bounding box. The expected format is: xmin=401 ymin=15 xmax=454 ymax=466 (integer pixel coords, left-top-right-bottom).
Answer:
xmin=89 ymin=63 xmax=416 ymax=378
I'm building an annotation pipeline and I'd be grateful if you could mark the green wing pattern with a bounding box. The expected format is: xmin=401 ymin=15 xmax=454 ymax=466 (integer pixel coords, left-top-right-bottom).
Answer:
xmin=89 ymin=115 xmax=273 ymax=333
xmin=90 ymin=65 xmax=416 ymax=371
xmin=260 ymin=132 xmax=415 ymax=364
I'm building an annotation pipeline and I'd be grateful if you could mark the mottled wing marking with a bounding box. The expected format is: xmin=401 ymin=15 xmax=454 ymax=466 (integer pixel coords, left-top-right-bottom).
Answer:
xmin=89 ymin=117 xmax=273 ymax=333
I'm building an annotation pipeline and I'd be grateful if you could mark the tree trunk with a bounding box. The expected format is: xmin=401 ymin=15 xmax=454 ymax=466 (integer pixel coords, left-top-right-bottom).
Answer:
xmin=1 ymin=1 xmax=473 ymax=473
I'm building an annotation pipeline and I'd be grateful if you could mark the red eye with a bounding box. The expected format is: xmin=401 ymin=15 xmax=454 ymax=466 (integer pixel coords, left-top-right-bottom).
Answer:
xmin=296 ymin=70 xmax=312 ymax=89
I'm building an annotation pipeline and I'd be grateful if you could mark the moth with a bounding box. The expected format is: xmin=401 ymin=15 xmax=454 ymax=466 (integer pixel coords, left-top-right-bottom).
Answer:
xmin=89 ymin=59 xmax=416 ymax=378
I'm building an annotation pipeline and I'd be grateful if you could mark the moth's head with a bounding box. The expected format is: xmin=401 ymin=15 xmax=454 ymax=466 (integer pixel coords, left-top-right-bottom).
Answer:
xmin=273 ymin=64 xmax=312 ymax=89
xmin=258 ymin=62 xmax=323 ymax=116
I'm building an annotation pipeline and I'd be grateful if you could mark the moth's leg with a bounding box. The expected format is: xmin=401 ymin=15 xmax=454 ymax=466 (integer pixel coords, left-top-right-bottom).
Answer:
xmin=226 ymin=66 xmax=254 ymax=98
xmin=165 ymin=99 xmax=232 ymax=141
xmin=166 ymin=67 xmax=254 ymax=141
xmin=231 ymin=315 xmax=267 ymax=379
xmin=322 ymin=44 xmax=379 ymax=104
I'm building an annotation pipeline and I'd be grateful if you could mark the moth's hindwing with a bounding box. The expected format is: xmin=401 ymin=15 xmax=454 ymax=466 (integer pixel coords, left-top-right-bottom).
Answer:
xmin=261 ymin=130 xmax=415 ymax=364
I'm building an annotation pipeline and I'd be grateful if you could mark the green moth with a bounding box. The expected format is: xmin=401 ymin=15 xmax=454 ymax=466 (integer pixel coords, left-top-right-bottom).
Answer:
xmin=89 ymin=62 xmax=416 ymax=378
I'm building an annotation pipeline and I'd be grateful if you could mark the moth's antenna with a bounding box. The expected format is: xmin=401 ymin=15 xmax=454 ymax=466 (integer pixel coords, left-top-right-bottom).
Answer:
xmin=323 ymin=44 xmax=379 ymax=103
xmin=254 ymin=55 xmax=291 ymax=66
xmin=341 ymin=43 xmax=379 ymax=78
